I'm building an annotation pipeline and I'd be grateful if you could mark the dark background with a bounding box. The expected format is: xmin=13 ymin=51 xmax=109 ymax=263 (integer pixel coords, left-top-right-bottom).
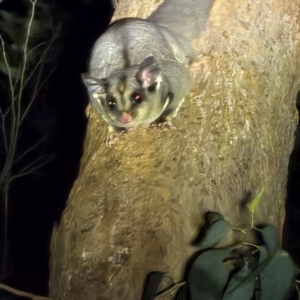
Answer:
xmin=0 ymin=0 xmax=113 ymax=297
xmin=0 ymin=0 xmax=299 ymax=298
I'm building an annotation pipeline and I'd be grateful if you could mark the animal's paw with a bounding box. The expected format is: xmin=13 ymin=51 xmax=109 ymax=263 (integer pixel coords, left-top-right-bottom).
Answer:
xmin=127 ymin=124 xmax=150 ymax=132
xmin=106 ymin=130 xmax=127 ymax=146
xmin=158 ymin=119 xmax=177 ymax=130
xmin=106 ymin=131 xmax=120 ymax=147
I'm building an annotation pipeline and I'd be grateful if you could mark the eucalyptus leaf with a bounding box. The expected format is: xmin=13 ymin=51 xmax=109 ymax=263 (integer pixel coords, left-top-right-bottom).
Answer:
xmin=247 ymin=188 xmax=264 ymax=213
xmin=259 ymin=250 xmax=295 ymax=300
xmin=226 ymin=246 xmax=269 ymax=294
xmin=187 ymin=248 xmax=230 ymax=300
xmin=223 ymin=264 xmax=257 ymax=300
xmin=174 ymin=284 xmax=187 ymax=300
xmin=206 ymin=212 xmax=224 ymax=224
xmin=197 ymin=212 xmax=232 ymax=248
xmin=260 ymin=224 xmax=279 ymax=256
xmin=259 ymin=246 xmax=268 ymax=263
xmin=141 ymin=271 xmax=174 ymax=300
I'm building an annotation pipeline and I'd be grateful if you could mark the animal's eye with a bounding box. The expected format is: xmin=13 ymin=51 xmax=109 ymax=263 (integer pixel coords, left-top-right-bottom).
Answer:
xmin=108 ymin=100 xmax=116 ymax=109
xmin=131 ymin=92 xmax=143 ymax=105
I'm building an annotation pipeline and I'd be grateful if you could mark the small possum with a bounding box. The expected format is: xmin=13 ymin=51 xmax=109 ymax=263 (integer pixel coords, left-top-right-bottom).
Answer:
xmin=82 ymin=56 xmax=190 ymax=145
xmin=82 ymin=0 xmax=214 ymax=145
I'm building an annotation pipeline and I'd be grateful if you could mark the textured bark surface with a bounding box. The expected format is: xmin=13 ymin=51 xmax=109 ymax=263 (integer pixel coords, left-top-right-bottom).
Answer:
xmin=49 ymin=0 xmax=300 ymax=299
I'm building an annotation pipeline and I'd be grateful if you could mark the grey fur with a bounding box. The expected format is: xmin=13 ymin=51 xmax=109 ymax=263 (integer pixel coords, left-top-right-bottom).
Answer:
xmin=148 ymin=0 xmax=215 ymax=41
xmin=82 ymin=0 xmax=215 ymax=145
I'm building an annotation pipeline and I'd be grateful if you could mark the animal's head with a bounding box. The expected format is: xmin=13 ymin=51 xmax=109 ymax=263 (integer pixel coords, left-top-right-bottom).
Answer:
xmin=81 ymin=56 xmax=170 ymax=128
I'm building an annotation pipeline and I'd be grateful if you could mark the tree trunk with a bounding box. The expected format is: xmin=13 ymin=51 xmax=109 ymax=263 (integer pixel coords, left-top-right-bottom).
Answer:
xmin=49 ymin=0 xmax=300 ymax=299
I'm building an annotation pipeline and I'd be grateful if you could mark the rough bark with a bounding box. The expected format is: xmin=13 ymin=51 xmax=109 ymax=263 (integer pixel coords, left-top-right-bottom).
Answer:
xmin=49 ymin=0 xmax=300 ymax=299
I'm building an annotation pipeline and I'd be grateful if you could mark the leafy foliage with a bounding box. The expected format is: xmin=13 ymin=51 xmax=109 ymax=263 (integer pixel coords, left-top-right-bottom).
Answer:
xmin=142 ymin=209 xmax=298 ymax=300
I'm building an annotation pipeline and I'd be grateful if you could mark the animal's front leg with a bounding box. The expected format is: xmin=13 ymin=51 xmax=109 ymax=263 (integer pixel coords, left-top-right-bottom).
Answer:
xmin=106 ymin=125 xmax=123 ymax=146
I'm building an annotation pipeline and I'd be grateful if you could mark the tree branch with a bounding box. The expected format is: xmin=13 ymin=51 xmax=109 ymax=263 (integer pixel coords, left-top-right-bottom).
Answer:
xmin=0 ymin=282 xmax=51 ymax=300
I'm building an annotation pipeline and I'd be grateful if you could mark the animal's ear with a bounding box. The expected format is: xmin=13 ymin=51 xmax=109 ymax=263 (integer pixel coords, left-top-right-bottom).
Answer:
xmin=81 ymin=73 xmax=107 ymax=95
xmin=136 ymin=56 xmax=161 ymax=88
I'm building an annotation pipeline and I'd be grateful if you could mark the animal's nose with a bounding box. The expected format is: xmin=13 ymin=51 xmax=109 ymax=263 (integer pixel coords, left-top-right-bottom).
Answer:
xmin=120 ymin=112 xmax=132 ymax=123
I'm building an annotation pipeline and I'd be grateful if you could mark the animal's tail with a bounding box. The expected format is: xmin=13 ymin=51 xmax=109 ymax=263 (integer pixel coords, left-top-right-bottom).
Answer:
xmin=148 ymin=0 xmax=215 ymax=42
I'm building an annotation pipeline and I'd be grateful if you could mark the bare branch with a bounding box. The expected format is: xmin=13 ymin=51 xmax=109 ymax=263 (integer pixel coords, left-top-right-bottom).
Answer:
xmin=0 ymin=41 xmax=17 ymax=180
xmin=0 ymin=36 xmax=15 ymax=98
xmin=21 ymin=40 xmax=53 ymax=91
xmin=12 ymin=136 xmax=48 ymax=165
xmin=21 ymin=66 xmax=56 ymax=125
xmin=2 ymin=184 xmax=9 ymax=276
xmin=1 ymin=0 xmax=38 ymax=183
xmin=10 ymin=154 xmax=54 ymax=181
xmin=0 ymin=107 xmax=8 ymax=152
xmin=20 ymin=24 xmax=59 ymax=125
xmin=17 ymin=0 xmax=37 ymax=126
xmin=0 ymin=282 xmax=51 ymax=300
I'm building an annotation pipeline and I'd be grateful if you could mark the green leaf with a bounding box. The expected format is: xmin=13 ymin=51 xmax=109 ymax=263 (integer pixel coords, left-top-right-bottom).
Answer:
xmin=247 ymin=188 xmax=264 ymax=213
xmin=227 ymin=246 xmax=269 ymax=294
xmin=258 ymin=245 xmax=268 ymax=264
xmin=197 ymin=212 xmax=232 ymax=248
xmin=259 ymin=250 xmax=295 ymax=300
xmin=141 ymin=271 xmax=174 ymax=300
xmin=206 ymin=212 xmax=224 ymax=224
xmin=187 ymin=248 xmax=230 ymax=300
xmin=222 ymin=264 xmax=257 ymax=300
xmin=260 ymin=225 xmax=279 ymax=256
xmin=174 ymin=284 xmax=187 ymax=300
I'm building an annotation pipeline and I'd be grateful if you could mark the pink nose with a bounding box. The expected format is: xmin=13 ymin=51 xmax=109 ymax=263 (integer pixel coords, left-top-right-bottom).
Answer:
xmin=120 ymin=112 xmax=132 ymax=124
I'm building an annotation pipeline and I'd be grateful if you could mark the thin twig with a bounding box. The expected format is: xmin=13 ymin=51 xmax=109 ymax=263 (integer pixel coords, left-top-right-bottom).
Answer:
xmin=5 ymin=0 xmax=37 ymax=180
xmin=20 ymin=39 xmax=53 ymax=96
xmin=22 ymin=26 xmax=61 ymax=117
xmin=20 ymin=26 xmax=59 ymax=125
xmin=0 ymin=36 xmax=14 ymax=98
xmin=0 ymin=1 xmax=59 ymax=282
xmin=11 ymin=154 xmax=54 ymax=181
xmin=0 ymin=107 xmax=7 ymax=152
xmin=17 ymin=0 xmax=37 ymax=126
xmin=12 ymin=137 xmax=47 ymax=165
xmin=0 ymin=0 xmax=37 ymax=182
xmin=1 ymin=185 xmax=9 ymax=278
xmin=21 ymin=66 xmax=56 ymax=125
xmin=0 ymin=35 xmax=15 ymax=165
xmin=0 ymin=282 xmax=51 ymax=300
